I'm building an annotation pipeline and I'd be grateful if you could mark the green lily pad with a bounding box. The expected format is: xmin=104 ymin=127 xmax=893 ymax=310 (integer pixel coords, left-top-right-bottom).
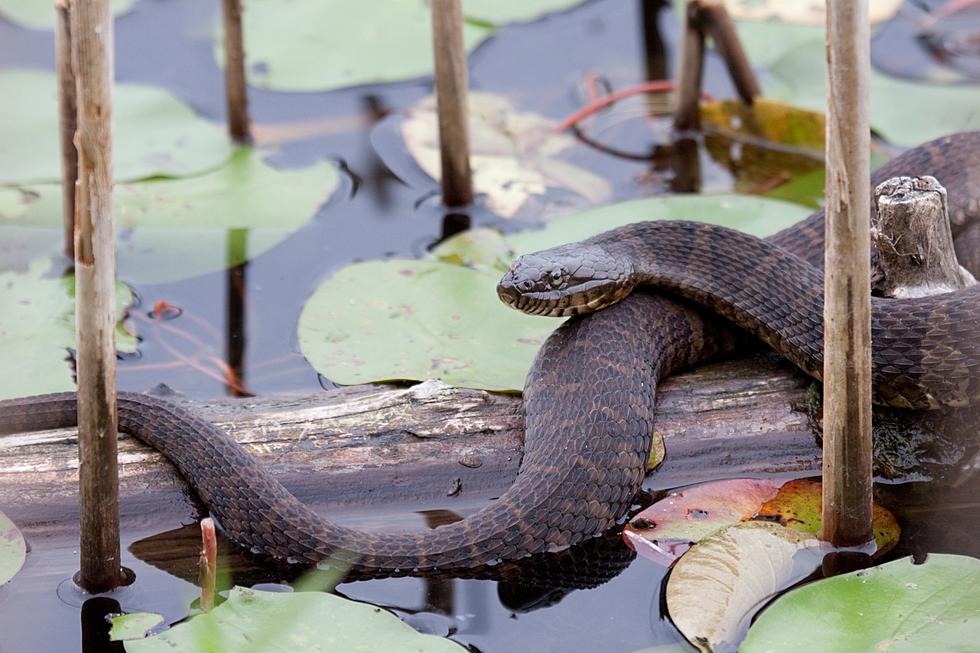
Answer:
xmin=123 ymin=586 xmax=466 ymax=652
xmin=401 ymin=92 xmax=611 ymax=218
xmin=0 ymin=0 xmax=134 ymax=29
xmin=666 ymin=522 xmax=826 ymax=653
xmin=218 ymin=0 xmax=489 ymax=92
xmin=1 ymin=148 xmax=339 ymax=284
xmin=109 ymin=613 xmax=165 ymax=642
xmin=0 ymin=257 xmax=136 ymax=400
xmin=741 ymin=554 xmax=980 ymax=653
xmin=0 ymin=69 xmax=232 ymax=185
xmin=300 ymin=195 xmax=811 ymax=390
xmin=729 ymin=21 xmax=980 ymax=146
xmin=216 ymin=0 xmax=586 ymax=92
xmin=0 ymin=510 xmax=26 ymax=586
xmin=298 ymin=258 xmax=555 ymax=390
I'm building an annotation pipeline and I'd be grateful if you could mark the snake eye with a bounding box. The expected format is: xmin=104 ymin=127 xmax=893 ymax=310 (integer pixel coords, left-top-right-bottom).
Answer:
xmin=550 ymin=269 xmax=563 ymax=286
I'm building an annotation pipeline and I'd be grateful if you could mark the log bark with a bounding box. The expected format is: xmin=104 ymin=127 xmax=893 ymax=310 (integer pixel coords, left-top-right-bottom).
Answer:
xmin=822 ymin=0 xmax=873 ymax=549
xmin=1 ymin=356 xmax=821 ymax=532
xmin=55 ymin=0 xmax=77 ymax=261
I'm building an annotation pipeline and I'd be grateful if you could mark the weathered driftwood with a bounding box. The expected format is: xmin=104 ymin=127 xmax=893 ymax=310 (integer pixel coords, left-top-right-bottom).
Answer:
xmin=872 ymin=176 xmax=977 ymax=298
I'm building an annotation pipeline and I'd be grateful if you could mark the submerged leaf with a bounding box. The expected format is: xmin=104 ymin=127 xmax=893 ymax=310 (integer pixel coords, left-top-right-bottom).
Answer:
xmin=0 ymin=69 xmax=232 ymax=185
xmin=741 ymin=554 xmax=980 ymax=653
xmin=399 ymin=93 xmax=611 ymax=218
xmin=665 ymin=522 xmax=825 ymax=653
xmin=0 ymin=511 xmax=26 ymax=586
xmin=124 ymin=586 xmax=467 ymax=652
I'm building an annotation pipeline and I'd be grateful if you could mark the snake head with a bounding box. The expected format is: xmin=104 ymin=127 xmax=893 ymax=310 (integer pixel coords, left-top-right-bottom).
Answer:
xmin=497 ymin=243 xmax=637 ymax=317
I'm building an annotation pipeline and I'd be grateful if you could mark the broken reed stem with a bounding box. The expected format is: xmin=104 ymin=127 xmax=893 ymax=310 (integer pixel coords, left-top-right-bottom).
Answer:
xmin=430 ymin=0 xmax=473 ymax=207
xmin=872 ymin=176 xmax=977 ymax=298
xmin=821 ymin=0 xmax=874 ymax=549
xmin=71 ymin=0 xmax=121 ymax=593
xmin=673 ymin=1 xmax=705 ymax=131
xmin=221 ymin=0 xmax=251 ymax=143
xmin=199 ymin=518 xmax=217 ymax=612
xmin=55 ymin=0 xmax=77 ymax=261
xmin=697 ymin=0 xmax=760 ymax=103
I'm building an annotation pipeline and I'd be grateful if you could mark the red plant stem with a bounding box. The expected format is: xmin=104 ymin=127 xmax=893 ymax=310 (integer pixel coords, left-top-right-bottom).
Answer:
xmin=554 ymin=81 xmax=712 ymax=133
xmin=199 ymin=518 xmax=217 ymax=612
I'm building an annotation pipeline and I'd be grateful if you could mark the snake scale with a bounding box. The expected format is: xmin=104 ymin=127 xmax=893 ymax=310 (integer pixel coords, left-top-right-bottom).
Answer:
xmin=1 ymin=133 xmax=977 ymax=579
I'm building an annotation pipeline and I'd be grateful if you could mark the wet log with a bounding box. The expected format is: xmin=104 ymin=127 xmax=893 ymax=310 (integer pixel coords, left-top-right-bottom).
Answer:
xmin=2 ymin=356 xmax=819 ymax=531
xmin=2 ymin=355 xmax=972 ymax=543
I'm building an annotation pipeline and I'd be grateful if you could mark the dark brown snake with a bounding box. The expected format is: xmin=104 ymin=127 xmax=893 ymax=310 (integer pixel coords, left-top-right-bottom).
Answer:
xmin=1 ymin=133 xmax=978 ymax=581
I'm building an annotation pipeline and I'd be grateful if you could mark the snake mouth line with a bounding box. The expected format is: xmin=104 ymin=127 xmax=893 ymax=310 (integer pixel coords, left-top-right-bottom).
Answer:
xmin=503 ymin=291 xmax=614 ymax=317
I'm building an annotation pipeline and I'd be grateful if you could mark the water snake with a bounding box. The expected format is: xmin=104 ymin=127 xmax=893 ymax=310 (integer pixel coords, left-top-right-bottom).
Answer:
xmin=1 ymin=133 xmax=977 ymax=579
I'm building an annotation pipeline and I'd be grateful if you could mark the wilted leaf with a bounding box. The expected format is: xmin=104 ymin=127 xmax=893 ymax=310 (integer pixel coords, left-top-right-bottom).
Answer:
xmin=1 ymin=148 xmax=339 ymax=284
xmin=0 ymin=511 xmax=26 ymax=586
xmin=624 ymin=478 xmax=899 ymax=566
xmin=0 ymin=258 xmax=136 ymax=400
xmin=756 ymin=479 xmax=899 ymax=556
xmin=300 ymin=195 xmax=811 ymax=390
xmin=624 ymin=479 xmax=782 ymax=566
xmin=666 ymin=522 xmax=826 ymax=653
xmin=123 ymin=586 xmax=467 ymax=652
xmin=109 ymin=613 xmax=165 ymax=642
xmin=0 ymin=69 xmax=232 ymax=185
xmin=399 ymin=93 xmax=611 ymax=218
xmin=741 ymin=554 xmax=980 ymax=653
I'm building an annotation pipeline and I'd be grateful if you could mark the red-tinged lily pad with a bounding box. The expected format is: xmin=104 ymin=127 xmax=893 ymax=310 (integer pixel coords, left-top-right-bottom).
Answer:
xmin=0 ymin=510 xmax=27 ymax=586
xmin=625 ymin=478 xmax=899 ymax=565
xmin=624 ymin=479 xmax=783 ymax=565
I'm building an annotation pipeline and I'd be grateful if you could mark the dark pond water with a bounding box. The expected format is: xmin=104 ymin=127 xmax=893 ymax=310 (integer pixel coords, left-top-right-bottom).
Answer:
xmin=1 ymin=0 xmax=977 ymax=651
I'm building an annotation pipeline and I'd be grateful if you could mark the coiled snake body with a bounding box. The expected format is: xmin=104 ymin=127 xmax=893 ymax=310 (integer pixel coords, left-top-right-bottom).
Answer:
xmin=1 ymin=133 xmax=977 ymax=579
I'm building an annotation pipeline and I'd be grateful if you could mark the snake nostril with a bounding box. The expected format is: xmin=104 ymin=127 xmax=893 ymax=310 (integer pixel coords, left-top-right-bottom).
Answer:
xmin=521 ymin=280 xmax=533 ymax=291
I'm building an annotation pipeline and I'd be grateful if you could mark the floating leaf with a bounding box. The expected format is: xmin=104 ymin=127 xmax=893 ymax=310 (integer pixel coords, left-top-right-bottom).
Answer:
xmin=741 ymin=554 xmax=980 ymax=653
xmin=109 ymin=613 xmax=166 ymax=642
xmin=666 ymin=522 xmax=826 ymax=653
xmin=463 ymin=0 xmax=588 ymax=26
xmin=123 ymin=586 xmax=466 ymax=652
xmin=624 ymin=478 xmax=899 ymax=566
xmin=0 ymin=69 xmax=232 ymax=185
xmin=216 ymin=0 xmax=586 ymax=92
xmin=0 ymin=0 xmax=134 ymax=29
xmin=756 ymin=479 xmax=899 ymax=555
xmin=300 ymin=195 xmax=811 ymax=390
xmin=724 ymin=0 xmax=902 ymax=25
xmin=0 ymin=258 xmax=136 ymax=400
xmin=298 ymin=258 xmax=555 ymax=390
xmin=398 ymin=92 xmax=610 ymax=218
xmin=1 ymin=148 xmax=339 ymax=284
xmin=0 ymin=510 xmax=26 ymax=586
xmin=729 ymin=21 xmax=980 ymax=146
xmin=624 ymin=480 xmax=782 ymax=566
